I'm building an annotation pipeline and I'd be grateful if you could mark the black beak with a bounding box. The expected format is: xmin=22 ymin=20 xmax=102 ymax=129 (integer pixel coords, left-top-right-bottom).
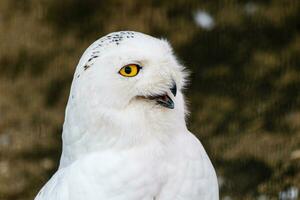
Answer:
xmin=155 ymin=82 xmax=177 ymax=109
xmin=156 ymin=95 xmax=174 ymax=109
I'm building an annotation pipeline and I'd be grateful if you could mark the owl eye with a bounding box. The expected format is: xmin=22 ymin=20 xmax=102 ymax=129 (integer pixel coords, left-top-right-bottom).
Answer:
xmin=119 ymin=64 xmax=142 ymax=77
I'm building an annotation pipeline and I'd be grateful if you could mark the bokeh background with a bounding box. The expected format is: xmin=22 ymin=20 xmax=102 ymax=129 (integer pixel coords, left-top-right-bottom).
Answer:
xmin=0 ymin=0 xmax=299 ymax=199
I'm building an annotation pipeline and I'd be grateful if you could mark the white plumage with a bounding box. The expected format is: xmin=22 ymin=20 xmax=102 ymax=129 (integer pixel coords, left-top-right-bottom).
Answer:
xmin=35 ymin=31 xmax=219 ymax=200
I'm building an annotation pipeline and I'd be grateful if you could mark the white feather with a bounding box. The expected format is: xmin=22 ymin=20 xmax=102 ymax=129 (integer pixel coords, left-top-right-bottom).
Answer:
xmin=35 ymin=31 xmax=219 ymax=200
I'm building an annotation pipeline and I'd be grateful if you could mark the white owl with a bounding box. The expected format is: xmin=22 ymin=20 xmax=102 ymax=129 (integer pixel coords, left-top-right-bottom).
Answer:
xmin=35 ymin=31 xmax=219 ymax=200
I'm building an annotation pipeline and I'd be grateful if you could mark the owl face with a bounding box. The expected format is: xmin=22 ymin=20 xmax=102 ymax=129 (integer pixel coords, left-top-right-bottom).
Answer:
xmin=69 ymin=31 xmax=188 ymax=123
xmin=60 ymin=31 xmax=189 ymax=154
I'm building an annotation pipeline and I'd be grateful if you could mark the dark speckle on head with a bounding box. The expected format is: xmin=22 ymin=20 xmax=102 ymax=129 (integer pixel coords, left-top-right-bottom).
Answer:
xmin=84 ymin=65 xmax=90 ymax=70
xmin=86 ymin=31 xmax=136 ymax=72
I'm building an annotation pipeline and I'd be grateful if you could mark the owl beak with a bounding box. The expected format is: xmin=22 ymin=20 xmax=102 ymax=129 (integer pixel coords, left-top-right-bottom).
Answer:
xmin=156 ymin=94 xmax=174 ymax=109
xmin=140 ymin=83 xmax=177 ymax=109
xmin=155 ymin=82 xmax=177 ymax=109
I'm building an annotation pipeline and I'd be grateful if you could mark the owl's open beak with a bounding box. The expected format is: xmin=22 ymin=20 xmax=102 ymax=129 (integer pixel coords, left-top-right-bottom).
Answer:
xmin=156 ymin=94 xmax=174 ymax=109
xmin=150 ymin=82 xmax=177 ymax=109
xmin=138 ymin=82 xmax=177 ymax=109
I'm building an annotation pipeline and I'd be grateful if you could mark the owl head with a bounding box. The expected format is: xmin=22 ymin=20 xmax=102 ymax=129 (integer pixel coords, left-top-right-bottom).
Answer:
xmin=60 ymin=31 xmax=189 ymax=165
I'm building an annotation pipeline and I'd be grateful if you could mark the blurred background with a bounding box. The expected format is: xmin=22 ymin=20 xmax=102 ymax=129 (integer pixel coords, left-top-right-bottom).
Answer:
xmin=0 ymin=0 xmax=299 ymax=199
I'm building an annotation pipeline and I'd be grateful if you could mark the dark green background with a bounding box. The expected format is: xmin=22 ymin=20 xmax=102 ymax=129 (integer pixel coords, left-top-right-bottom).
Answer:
xmin=0 ymin=0 xmax=299 ymax=199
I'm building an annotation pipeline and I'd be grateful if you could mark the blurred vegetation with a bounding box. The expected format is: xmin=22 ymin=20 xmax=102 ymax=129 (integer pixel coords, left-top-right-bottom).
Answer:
xmin=0 ymin=0 xmax=299 ymax=199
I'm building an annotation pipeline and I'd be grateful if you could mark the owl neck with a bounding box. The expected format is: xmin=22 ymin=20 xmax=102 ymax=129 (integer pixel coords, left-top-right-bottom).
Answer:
xmin=58 ymin=100 xmax=187 ymax=168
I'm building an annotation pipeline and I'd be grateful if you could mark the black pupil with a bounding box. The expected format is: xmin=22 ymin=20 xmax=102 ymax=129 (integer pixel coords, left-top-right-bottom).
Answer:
xmin=125 ymin=66 xmax=132 ymax=74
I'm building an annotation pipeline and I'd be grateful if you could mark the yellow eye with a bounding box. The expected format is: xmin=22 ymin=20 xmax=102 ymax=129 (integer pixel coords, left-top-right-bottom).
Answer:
xmin=119 ymin=64 xmax=141 ymax=77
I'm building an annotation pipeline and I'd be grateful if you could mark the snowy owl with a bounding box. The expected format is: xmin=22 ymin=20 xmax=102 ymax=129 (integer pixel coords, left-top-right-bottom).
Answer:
xmin=35 ymin=31 xmax=219 ymax=200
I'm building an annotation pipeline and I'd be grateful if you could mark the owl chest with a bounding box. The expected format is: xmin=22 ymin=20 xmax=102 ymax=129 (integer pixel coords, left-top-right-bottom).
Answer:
xmin=68 ymin=141 xmax=216 ymax=200
xmin=66 ymin=150 xmax=164 ymax=199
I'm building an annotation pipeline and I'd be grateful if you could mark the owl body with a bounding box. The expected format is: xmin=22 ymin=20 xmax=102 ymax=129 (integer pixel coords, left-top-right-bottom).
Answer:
xmin=35 ymin=31 xmax=219 ymax=200
xmin=36 ymin=131 xmax=217 ymax=200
